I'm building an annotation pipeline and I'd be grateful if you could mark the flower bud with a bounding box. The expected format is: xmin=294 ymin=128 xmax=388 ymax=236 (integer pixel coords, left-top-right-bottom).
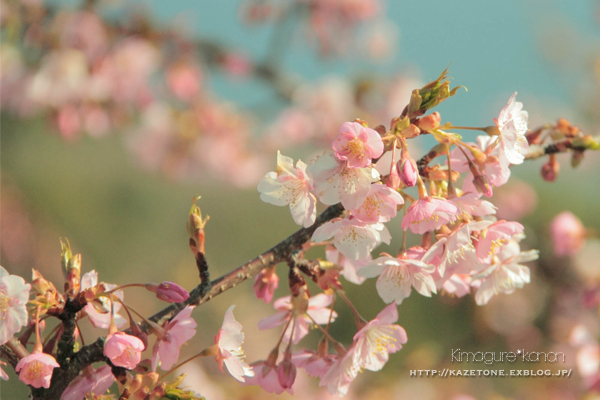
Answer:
xmin=397 ymin=151 xmax=418 ymax=187
xmin=571 ymin=149 xmax=585 ymax=168
xmin=253 ymin=267 xmax=279 ymax=303
xmin=468 ymin=161 xmax=493 ymax=197
xmin=541 ymin=154 xmax=559 ymax=182
xmin=556 ymin=118 xmax=579 ymax=137
xmin=153 ymin=282 xmax=190 ymax=303
xmin=187 ymin=196 xmax=209 ymax=254
xmin=417 ymin=112 xmax=441 ymax=131
xmin=386 ymin=165 xmax=401 ymax=190
xmin=277 ymin=358 xmax=296 ymax=389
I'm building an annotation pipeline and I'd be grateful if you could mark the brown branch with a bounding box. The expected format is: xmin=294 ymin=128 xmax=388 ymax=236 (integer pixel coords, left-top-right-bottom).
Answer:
xmin=31 ymin=203 xmax=344 ymax=399
xmin=1 ymin=337 xmax=29 ymax=368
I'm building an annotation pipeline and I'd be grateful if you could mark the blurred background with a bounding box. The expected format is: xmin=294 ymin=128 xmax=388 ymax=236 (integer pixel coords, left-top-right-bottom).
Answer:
xmin=2 ymin=0 xmax=600 ymax=398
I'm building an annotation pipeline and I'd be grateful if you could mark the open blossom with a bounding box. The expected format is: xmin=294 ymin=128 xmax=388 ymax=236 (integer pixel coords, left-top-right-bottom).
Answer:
xmin=359 ymin=255 xmax=436 ymax=305
xmin=152 ymin=306 xmax=197 ymax=371
xmin=258 ymin=294 xmax=336 ymax=344
xmin=307 ymin=151 xmax=380 ymax=210
xmin=325 ymin=246 xmax=370 ymax=285
xmin=475 ymin=220 xmax=524 ymax=263
xmin=332 ymin=121 xmax=383 ymax=168
xmin=81 ymin=270 xmax=126 ymax=329
xmin=493 ymin=92 xmax=529 ymax=166
xmin=243 ymin=361 xmax=292 ymax=395
xmin=473 ymin=240 xmax=537 ymax=305
xmin=312 ymin=216 xmax=391 ymax=261
xmin=214 ymin=305 xmax=254 ymax=382
xmin=401 ymin=197 xmax=460 ymax=234
xmin=103 ymin=332 xmax=145 ymax=369
xmin=550 ymin=211 xmax=586 ymax=256
xmin=319 ymin=347 xmax=360 ymax=397
xmin=348 ymin=184 xmax=404 ymax=223
xmin=254 ymin=267 xmax=279 ymax=303
xmin=450 ymin=192 xmax=497 ymax=219
xmin=353 ymin=304 xmax=407 ymax=371
xmin=258 ymin=151 xmax=317 ymax=227
xmin=61 ymin=365 xmax=114 ymax=400
xmin=16 ymin=351 xmax=60 ymax=389
xmin=449 ymin=136 xmax=511 ymax=196
xmin=0 ymin=266 xmax=31 ymax=345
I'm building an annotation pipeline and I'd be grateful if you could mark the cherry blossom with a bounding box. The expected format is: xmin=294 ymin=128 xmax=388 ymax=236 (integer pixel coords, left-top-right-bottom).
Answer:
xmin=312 ymin=216 xmax=391 ymax=261
xmin=359 ymin=254 xmax=436 ymax=305
xmin=61 ymin=365 xmax=114 ymax=400
xmin=474 ymin=220 xmax=524 ymax=263
xmin=152 ymin=305 xmax=197 ymax=371
xmin=258 ymin=151 xmax=317 ymax=228
xmin=472 ymin=240 xmax=537 ymax=305
xmin=258 ymin=294 xmax=336 ymax=344
xmin=16 ymin=351 xmax=60 ymax=389
xmin=243 ymin=361 xmax=292 ymax=395
xmin=254 ymin=266 xmax=279 ymax=303
xmin=0 ymin=266 xmax=31 ymax=345
xmin=103 ymin=332 xmax=145 ymax=369
xmin=332 ymin=121 xmax=384 ymax=168
xmin=352 ymin=304 xmax=407 ymax=371
xmin=492 ymin=92 xmax=529 ymax=166
xmin=347 ymin=184 xmax=404 ymax=223
xmin=550 ymin=211 xmax=586 ymax=256
xmin=81 ymin=270 xmax=126 ymax=329
xmin=319 ymin=347 xmax=360 ymax=397
xmin=214 ymin=305 xmax=254 ymax=382
xmin=401 ymin=197 xmax=461 ymax=234
xmin=307 ymin=151 xmax=380 ymax=210
xmin=325 ymin=246 xmax=370 ymax=285
xmin=450 ymin=192 xmax=497 ymax=219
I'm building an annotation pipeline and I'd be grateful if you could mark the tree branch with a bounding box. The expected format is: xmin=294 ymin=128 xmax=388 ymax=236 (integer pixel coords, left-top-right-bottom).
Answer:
xmin=32 ymin=203 xmax=344 ymax=399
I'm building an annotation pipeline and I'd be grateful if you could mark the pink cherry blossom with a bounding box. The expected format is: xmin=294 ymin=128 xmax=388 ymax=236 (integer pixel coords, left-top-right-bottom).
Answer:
xmin=441 ymin=274 xmax=472 ymax=297
xmin=550 ymin=211 xmax=586 ymax=256
xmin=475 ymin=220 xmax=524 ymax=263
xmin=401 ymin=197 xmax=460 ymax=234
xmin=61 ymin=365 xmax=114 ymax=400
xmin=493 ymin=92 xmax=529 ymax=166
xmin=81 ymin=270 xmax=126 ymax=329
xmin=254 ymin=267 xmax=279 ymax=303
xmin=243 ymin=361 xmax=292 ymax=394
xmin=348 ymin=184 xmax=404 ymax=223
xmin=359 ymin=255 xmax=436 ymax=305
xmin=352 ymin=304 xmax=407 ymax=371
xmin=319 ymin=347 xmax=360 ymax=397
xmin=214 ymin=305 xmax=254 ymax=382
xmin=0 ymin=266 xmax=31 ymax=345
xmin=473 ymin=240 xmax=537 ymax=305
xmin=292 ymin=349 xmax=337 ymax=379
xmin=103 ymin=332 xmax=145 ymax=369
xmin=449 ymin=136 xmax=511 ymax=196
xmin=152 ymin=305 xmax=197 ymax=371
xmin=307 ymin=151 xmax=380 ymax=210
xmin=332 ymin=121 xmax=383 ymax=168
xmin=258 ymin=294 xmax=337 ymax=344
xmin=450 ymin=192 xmax=497 ymax=218
xmin=258 ymin=151 xmax=317 ymax=228
xmin=325 ymin=246 xmax=370 ymax=285
xmin=312 ymin=216 xmax=391 ymax=261
xmin=16 ymin=351 xmax=60 ymax=389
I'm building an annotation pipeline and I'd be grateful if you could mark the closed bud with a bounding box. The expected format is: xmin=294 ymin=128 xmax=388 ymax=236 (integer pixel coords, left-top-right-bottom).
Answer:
xmin=571 ymin=149 xmax=585 ymax=168
xmin=541 ymin=154 xmax=559 ymax=182
xmin=556 ymin=118 xmax=579 ymax=137
xmin=153 ymin=281 xmax=190 ymax=303
xmin=187 ymin=196 xmax=209 ymax=254
xmin=397 ymin=148 xmax=418 ymax=187
xmin=417 ymin=112 xmax=441 ymax=131
xmin=277 ymin=358 xmax=296 ymax=389
xmin=407 ymin=89 xmax=422 ymax=116
xmin=473 ymin=174 xmax=493 ymax=197
xmin=31 ymin=269 xmax=53 ymax=295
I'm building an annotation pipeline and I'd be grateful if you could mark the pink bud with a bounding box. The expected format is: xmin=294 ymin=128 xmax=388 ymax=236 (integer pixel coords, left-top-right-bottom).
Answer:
xmin=254 ymin=267 xmax=279 ymax=303
xmin=541 ymin=155 xmax=560 ymax=182
xmin=104 ymin=332 xmax=145 ymax=369
xmin=397 ymin=154 xmax=418 ymax=187
xmin=550 ymin=211 xmax=586 ymax=256
xmin=277 ymin=359 xmax=296 ymax=389
xmin=155 ymin=282 xmax=189 ymax=303
xmin=473 ymin=174 xmax=493 ymax=197
xmin=417 ymin=112 xmax=441 ymax=131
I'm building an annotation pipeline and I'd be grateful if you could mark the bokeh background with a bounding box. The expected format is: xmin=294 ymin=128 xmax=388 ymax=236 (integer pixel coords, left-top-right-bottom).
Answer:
xmin=2 ymin=0 xmax=600 ymax=399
